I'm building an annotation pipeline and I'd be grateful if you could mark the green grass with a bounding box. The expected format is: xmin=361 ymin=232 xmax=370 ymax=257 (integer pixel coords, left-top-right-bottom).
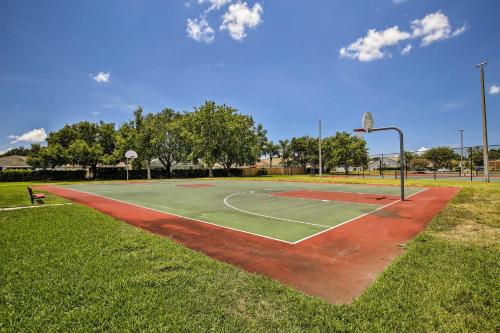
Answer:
xmin=1 ymin=180 xmax=499 ymax=332
xmin=0 ymin=182 xmax=67 ymax=208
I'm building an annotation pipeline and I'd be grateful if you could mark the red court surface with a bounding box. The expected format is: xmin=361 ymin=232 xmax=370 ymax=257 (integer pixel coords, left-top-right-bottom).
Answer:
xmin=39 ymin=184 xmax=459 ymax=304
xmin=272 ymin=189 xmax=400 ymax=205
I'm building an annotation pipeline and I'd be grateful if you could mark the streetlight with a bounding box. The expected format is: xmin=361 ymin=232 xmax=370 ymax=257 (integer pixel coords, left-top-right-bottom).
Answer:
xmin=475 ymin=61 xmax=490 ymax=182
xmin=459 ymin=129 xmax=464 ymax=177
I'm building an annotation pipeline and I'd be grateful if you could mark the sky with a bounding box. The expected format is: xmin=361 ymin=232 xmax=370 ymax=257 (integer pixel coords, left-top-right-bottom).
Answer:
xmin=1 ymin=0 xmax=500 ymax=156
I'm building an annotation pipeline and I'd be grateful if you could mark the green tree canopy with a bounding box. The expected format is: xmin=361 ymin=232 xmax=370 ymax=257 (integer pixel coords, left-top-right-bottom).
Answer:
xmin=188 ymin=101 xmax=262 ymax=176
xmin=323 ymin=132 xmax=368 ymax=174
xmin=289 ymin=136 xmax=318 ymax=168
xmin=422 ymin=146 xmax=459 ymax=170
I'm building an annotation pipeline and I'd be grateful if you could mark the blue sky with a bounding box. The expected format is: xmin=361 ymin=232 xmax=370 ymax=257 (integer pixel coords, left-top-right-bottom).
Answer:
xmin=1 ymin=0 xmax=499 ymax=155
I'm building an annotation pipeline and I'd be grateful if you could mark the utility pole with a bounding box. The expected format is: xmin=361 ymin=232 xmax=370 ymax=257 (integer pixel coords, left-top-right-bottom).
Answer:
xmin=460 ymin=129 xmax=464 ymax=177
xmin=318 ymin=119 xmax=322 ymax=177
xmin=476 ymin=62 xmax=490 ymax=182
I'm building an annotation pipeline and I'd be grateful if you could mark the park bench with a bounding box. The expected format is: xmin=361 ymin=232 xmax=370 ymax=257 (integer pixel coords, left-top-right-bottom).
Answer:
xmin=27 ymin=187 xmax=45 ymax=204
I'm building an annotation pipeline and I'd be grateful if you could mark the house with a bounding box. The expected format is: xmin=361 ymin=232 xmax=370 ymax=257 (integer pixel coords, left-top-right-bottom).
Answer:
xmin=254 ymin=157 xmax=284 ymax=168
xmin=0 ymin=155 xmax=31 ymax=171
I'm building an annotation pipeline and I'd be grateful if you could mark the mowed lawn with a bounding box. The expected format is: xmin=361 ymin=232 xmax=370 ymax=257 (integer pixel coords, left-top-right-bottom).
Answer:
xmin=0 ymin=180 xmax=499 ymax=332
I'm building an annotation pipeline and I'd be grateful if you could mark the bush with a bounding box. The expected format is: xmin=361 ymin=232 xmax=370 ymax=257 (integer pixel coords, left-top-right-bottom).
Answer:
xmin=0 ymin=169 xmax=86 ymax=182
xmin=0 ymin=167 xmax=246 ymax=182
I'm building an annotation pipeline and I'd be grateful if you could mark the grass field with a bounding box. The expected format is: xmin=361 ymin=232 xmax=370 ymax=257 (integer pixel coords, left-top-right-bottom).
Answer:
xmin=1 ymin=178 xmax=499 ymax=331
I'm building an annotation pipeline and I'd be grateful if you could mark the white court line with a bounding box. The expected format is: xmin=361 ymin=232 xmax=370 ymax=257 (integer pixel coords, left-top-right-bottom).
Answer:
xmin=223 ymin=192 xmax=331 ymax=228
xmin=50 ymin=186 xmax=296 ymax=244
xmin=291 ymin=187 xmax=429 ymax=244
xmin=53 ymin=185 xmax=428 ymax=245
xmin=0 ymin=203 xmax=73 ymax=211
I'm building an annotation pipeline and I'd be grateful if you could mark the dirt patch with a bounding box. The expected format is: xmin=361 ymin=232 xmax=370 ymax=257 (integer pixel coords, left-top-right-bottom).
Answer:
xmin=432 ymin=223 xmax=500 ymax=248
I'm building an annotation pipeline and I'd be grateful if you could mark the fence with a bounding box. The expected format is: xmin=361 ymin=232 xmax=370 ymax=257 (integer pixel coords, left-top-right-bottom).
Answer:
xmin=241 ymin=166 xmax=306 ymax=177
xmin=347 ymin=144 xmax=500 ymax=180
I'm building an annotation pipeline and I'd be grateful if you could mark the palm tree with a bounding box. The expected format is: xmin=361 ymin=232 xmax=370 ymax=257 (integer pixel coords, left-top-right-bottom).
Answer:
xmin=278 ymin=139 xmax=290 ymax=166
xmin=264 ymin=141 xmax=280 ymax=168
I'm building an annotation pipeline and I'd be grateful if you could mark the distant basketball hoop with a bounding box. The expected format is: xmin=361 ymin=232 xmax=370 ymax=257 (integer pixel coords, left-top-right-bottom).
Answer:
xmin=125 ymin=150 xmax=138 ymax=181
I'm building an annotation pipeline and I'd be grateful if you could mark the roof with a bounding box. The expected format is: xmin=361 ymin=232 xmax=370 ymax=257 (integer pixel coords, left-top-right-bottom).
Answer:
xmin=0 ymin=155 xmax=30 ymax=168
xmin=255 ymin=157 xmax=284 ymax=167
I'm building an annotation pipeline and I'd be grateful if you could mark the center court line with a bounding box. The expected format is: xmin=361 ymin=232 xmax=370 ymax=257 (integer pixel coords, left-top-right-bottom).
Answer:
xmin=223 ymin=192 xmax=331 ymax=228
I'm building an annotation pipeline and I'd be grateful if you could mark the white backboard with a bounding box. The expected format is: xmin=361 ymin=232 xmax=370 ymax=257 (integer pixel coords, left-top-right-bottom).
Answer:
xmin=125 ymin=150 xmax=138 ymax=159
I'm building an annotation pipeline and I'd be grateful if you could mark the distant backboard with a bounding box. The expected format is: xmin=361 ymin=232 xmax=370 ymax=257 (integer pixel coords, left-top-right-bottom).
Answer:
xmin=125 ymin=150 xmax=138 ymax=159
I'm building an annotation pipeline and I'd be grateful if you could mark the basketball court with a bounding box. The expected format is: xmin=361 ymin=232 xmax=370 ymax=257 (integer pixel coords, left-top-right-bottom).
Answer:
xmin=39 ymin=179 xmax=458 ymax=303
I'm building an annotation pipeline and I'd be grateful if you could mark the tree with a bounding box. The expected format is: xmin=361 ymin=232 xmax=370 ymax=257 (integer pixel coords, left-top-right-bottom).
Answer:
xmin=289 ymin=136 xmax=318 ymax=168
xmin=44 ymin=121 xmax=117 ymax=177
xmin=263 ymin=141 xmax=280 ymax=168
xmin=404 ymin=151 xmax=417 ymax=170
xmin=0 ymin=146 xmax=32 ymax=157
xmin=188 ymin=101 xmax=262 ymax=177
xmin=323 ymin=132 xmax=368 ymax=175
xmin=278 ymin=139 xmax=291 ymax=166
xmin=67 ymin=140 xmax=104 ymax=176
xmin=490 ymin=148 xmax=500 ymax=160
xmin=133 ymin=107 xmax=156 ymax=179
xmin=151 ymin=109 xmax=192 ymax=177
xmin=27 ymin=144 xmax=68 ymax=169
xmin=422 ymin=146 xmax=459 ymax=170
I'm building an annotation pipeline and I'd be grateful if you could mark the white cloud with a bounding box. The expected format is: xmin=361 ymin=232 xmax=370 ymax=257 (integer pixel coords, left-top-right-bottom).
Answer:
xmin=417 ymin=146 xmax=430 ymax=154
xmin=92 ymin=111 xmax=101 ymax=116
xmin=489 ymin=85 xmax=500 ymax=95
xmin=220 ymin=2 xmax=263 ymax=41
xmin=186 ymin=17 xmax=215 ymax=43
xmin=339 ymin=26 xmax=410 ymax=62
xmin=8 ymin=128 xmax=47 ymax=144
xmin=392 ymin=0 xmax=407 ymax=4
xmin=340 ymin=11 xmax=466 ymax=61
xmin=93 ymin=71 xmax=110 ymax=83
xmin=401 ymin=44 xmax=412 ymax=55
xmin=411 ymin=11 xmax=466 ymax=46
xmin=199 ymin=0 xmax=231 ymax=11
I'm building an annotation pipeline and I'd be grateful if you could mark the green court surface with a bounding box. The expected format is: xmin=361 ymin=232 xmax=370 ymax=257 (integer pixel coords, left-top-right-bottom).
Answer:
xmin=61 ymin=180 xmax=425 ymax=243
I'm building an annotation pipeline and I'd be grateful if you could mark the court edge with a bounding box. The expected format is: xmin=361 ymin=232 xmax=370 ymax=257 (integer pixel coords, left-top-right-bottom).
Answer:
xmin=48 ymin=185 xmax=428 ymax=245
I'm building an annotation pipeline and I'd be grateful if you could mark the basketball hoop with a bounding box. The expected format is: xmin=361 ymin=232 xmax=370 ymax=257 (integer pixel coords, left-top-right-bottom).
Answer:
xmin=353 ymin=128 xmax=365 ymax=139
xmin=125 ymin=150 xmax=138 ymax=181
xmin=362 ymin=112 xmax=374 ymax=131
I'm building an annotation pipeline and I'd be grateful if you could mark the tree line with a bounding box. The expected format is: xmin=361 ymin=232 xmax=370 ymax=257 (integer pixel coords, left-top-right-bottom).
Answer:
xmin=22 ymin=101 xmax=370 ymax=178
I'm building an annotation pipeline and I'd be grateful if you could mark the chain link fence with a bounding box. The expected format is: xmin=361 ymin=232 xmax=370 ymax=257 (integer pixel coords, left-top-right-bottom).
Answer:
xmin=331 ymin=144 xmax=500 ymax=181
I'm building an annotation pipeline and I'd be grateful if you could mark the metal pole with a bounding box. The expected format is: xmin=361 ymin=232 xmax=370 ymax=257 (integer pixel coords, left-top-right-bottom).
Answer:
xmin=368 ymin=127 xmax=405 ymax=200
xmin=470 ymin=148 xmax=473 ymax=182
xmin=318 ymin=119 xmax=322 ymax=177
xmin=126 ymin=157 xmax=129 ymax=181
xmin=476 ymin=62 xmax=490 ymax=182
xmin=460 ymin=129 xmax=464 ymax=177
xmin=380 ymin=154 xmax=384 ymax=179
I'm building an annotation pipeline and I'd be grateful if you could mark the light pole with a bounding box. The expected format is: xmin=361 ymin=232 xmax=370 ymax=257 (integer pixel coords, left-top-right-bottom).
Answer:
xmin=460 ymin=129 xmax=464 ymax=177
xmin=318 ymin=119 xmax=322 ymax=177
xmin=476 ymin=62 xmax=490 ymax=182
